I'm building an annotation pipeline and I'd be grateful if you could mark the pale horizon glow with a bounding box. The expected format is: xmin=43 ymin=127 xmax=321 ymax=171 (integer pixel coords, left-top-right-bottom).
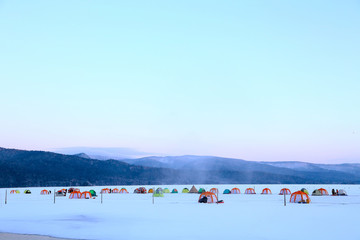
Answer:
xmin=0 ymin=1 xmax=359 ymax=164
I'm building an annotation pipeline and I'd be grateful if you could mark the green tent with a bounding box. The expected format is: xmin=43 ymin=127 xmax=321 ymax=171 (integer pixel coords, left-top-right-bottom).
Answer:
xmin=171 ymin=189 xmax=178 ymax=193
xmin=154 ymin=188 xmax=164 ymax=197
xmin=24 ymin=190 xmax=31 ymax=194
xmin=89 ymin=190 xmax=97 ymax=197
xmin=223 ymin=189 xmax=231 ymax=194
xmin=182 ymin=188 xmax=189 ymax=193
xmin=163 ymin=188 xmax=170 ymax=193
xmin=301 ymin=188 xmax=309 ymax=195
xmin=198 ymin=188 xmax=206 ymax=194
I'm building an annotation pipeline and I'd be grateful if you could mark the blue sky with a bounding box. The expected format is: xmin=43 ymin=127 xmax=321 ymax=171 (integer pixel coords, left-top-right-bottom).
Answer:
xmin=0 ymin=1 xmax=359 ymax=163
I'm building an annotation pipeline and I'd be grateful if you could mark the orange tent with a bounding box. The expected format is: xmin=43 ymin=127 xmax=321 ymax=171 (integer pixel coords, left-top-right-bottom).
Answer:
xmin=119 ymin=188 xmax=129 ymax=194
xmin=69 ymin=191 xmax=81 ymax=199
xmin=101 ymin=188 xmax=110 ymax=194
xmin=209 ymin=188 xmax=218 ymax=195
xmin=318 ymin=188 xmax=329 ymax=195
xmin=261 ymin=188 xmax=272 ymax=194
xmin=112 ymin=188 xmax=120 ymax=193
xmin=80 ymin=191 xmax=92 ymax=199
xmin=231 ymin=188 xmax=241 ymax=194
xmin=245 ymin=188 xmax=256 ymax=194
xmin=148 ymin=188 xmax=154 ymax=193
xmin=40 ymin=190 xmax=49 ymax=195
xmin=279 ymin=188 xmax=291 ymax=195
xmin=10 ymin=190 xmax=18 ymax=194
xmin=290 ymin=191 xmax=310 ymax=203
xmin=198 ymin=192 xmax=218 ymax=203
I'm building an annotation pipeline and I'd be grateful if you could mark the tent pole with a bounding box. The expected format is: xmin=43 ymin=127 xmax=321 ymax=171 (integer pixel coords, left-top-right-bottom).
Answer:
xmin=101 ymin=191 xmax=103 ymax=204
xmin=54 ymin=189 xmax=56 ymax=204
xmin=152 ymin=187 xmax=155 ymax=204
xmin=5 ymin=189 xmax=7 ymax=205
xmin=284 ymin=190 xmax=286 ymax=206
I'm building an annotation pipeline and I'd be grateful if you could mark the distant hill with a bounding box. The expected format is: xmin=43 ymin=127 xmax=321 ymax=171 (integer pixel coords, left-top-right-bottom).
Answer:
xmin=73 ymin=153 xmax=91 ymax=159
xmin=0 ymin=147 xmax=359 ymax=188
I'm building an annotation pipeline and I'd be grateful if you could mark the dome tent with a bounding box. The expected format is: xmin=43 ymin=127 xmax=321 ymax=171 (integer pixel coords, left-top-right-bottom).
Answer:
xmin=290 ymin=191 xmax=310 ymax=204
xmin=80 ymin=191 xmax=92 ymax=199
xmin=223 ymin=189 xmax=231 ymax=194
xmin=198 ymin=188 xmax=206 ymax=194
xmin=163 ymin=188 xmax=171 ymax=193
xmin=171 ymin=189 xmax=178 ymax=193
xmin=198 ymin=192 xmax=218 ymax=204
xmin=279 ymin=188 xmax=291 ymax=195
xmin=89 ymin=190 xmax=97 ymax=197
xmin=134 ymin=187 xmax=147 ymax=194
xmin=154 ymin=188 xmax=164 ymax=197
xmin=119 ymin=188 xmax=128 ymax=194
xmin=24 ymin=190 xmax=31 ymax=194
xmin=338 ymin=189 xmax=347 ymax=196
xmin=301 ymin=188 xmax=309 ymax=195
xmin=209 ymin=188 xmax=218 ymax=195
xmin=245 ymin=188 xmax=256 ymax=194
xmin=112 ymin=188 xmax=120 ymax=193
xmin=101 ymin=188 xmax=110 ymax=194
xmin=318 ymin=188 xmax=329 ymax=195
xmin=148 ymin=188 xmax=154 ymax=193
xmin=182 ymin=188 xmax=190 ymax=193
xmin=312 ymin=189 xmax=322 ymax=196
xmin=69 ymin=191 xmax=81 ymax=199
xmin=40 ymin=190 xmax=50 ymax=195
xmin=261 ymin=188 xmax=272 ymax=194
xmin=189 ymin=185 xmax=198 ymax=193
xmin=10 ymin=190 xmax=20 ymax=194
xmin=231 ymin=188 xmax=241 ymax=194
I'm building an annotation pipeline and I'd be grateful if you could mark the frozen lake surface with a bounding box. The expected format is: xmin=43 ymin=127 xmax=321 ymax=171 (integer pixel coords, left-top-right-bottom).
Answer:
xmin=0 ymin=184 xmax=359 ymax=240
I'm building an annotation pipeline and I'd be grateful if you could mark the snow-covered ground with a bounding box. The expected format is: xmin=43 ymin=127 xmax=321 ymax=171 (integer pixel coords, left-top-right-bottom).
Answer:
xmin=0 ymin=184 xmax=359 ymax=240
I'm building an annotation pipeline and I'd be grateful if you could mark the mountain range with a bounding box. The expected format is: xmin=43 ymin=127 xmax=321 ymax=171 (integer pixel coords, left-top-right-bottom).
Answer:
xmin=0 ymin=147 xmax=359 ymax=188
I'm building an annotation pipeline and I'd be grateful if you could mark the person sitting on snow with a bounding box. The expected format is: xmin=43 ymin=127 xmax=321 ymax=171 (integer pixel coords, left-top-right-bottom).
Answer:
xmin=199 ymin=195 xmax=208 ymax=203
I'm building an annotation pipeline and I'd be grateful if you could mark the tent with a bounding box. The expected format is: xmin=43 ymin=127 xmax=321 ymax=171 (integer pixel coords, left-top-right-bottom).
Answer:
xmin=223 ymin=189 xmax=231 ymax=194
xmin=318 ymin=188 xmax=329 ymax=195
xmin=290 ymin=191 xmax=310 ymax=203
xmin=171 ymin=189 xmax=178 ymax=193
xmin=89 ymin=190 xmax=97 ymax=197
xmin=148 ymin=188 xmax=154 ymax=193
xmin=119 ymin=188 xmax=128 ymax=194
xmin=182 ymin=188 xmax=189 ymax=193
xmin=261 ymin=188 xmax=272 ymax=194
xmin=245 ymin=188 xmax=256 ymax=194
xmin=154 ymin=188 xmax=164 ymax=197
xmin=112 ymin=188 xmax=120 ymax=193
xmin=209 ymin=188 xmax=218 ymax=195
xmin=163 ymin=188 xmax=170 ymax=193
xmin=198 ymin=192 xmax=218 ymax=204
xmin=101 ymin=188 xmax=110 ymax=194
xmin=279 ymin=188 xmax=291 ymax=195
xmin=69 ymin=191 xmax=81 ymax=199
xmin=189 ymin=185 xmax=198 ymax=193
xmin=80 ymin=191 xmax=92 ymax=199
xmin=231 ymin=188 xmax=241 ymax=194
xmin=312 ymin=189 xmax=321 ymax=196
xmin=134 ymin=187 xmax=147 ymax=194
xmin=198 ymin=188 xmax=206 ymax=194
xmin=74 ymin=188 xmax=80 ymax=192
xmin=10 ymin=190 xmax=19 ymax=194
xmin=338 ymin=189 xmax=347 ymax=196
xmin=24 ymin=190 xmax=31 ymax=194
xmin=301 ymin=188 xmax=309 ymax=195
xmin=68 ymin=188 xmax=75 ymax=193
xmin=40 ymin=190 xmax=49 ymax=195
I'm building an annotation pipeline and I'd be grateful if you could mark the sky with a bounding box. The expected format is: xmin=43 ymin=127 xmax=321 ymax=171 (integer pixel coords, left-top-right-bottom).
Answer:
xmin=0 ymin=1 xmax=359 ymax=163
